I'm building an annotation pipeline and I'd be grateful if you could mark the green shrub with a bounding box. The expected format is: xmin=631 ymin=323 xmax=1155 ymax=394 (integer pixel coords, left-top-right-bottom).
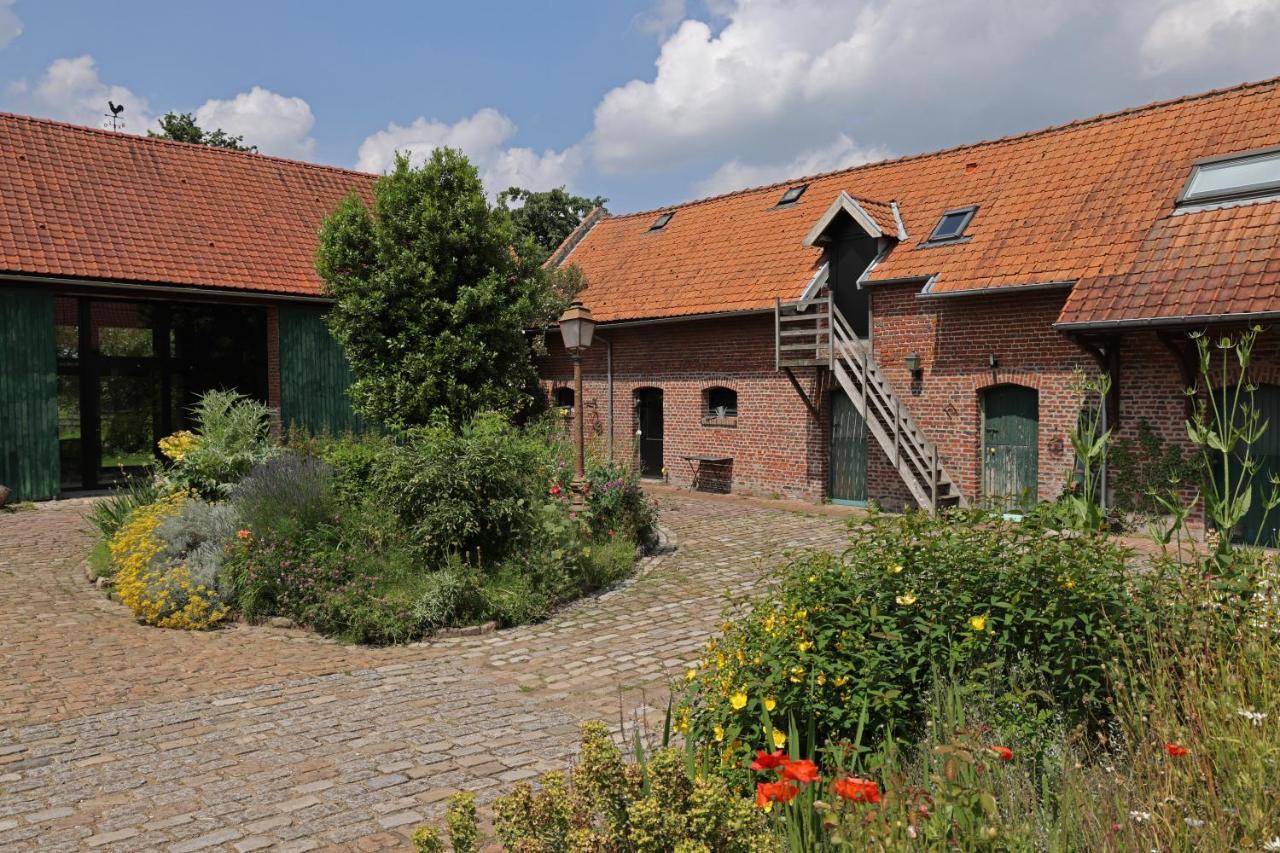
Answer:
xmin=446 ymin=791 xmax=479 ymax=853
xmin=232 ymin=453 xmax=336 ymax=542
xmin=87 ymin=474 xmax=161 ymax=539
xmin=580 ymin=461 xmax=659 ymax=548
xmin=682 ymin=509 xmax=1142 ymax=758
xmin=1109 ymin=419 xmax=1200 ymax=518
xmin=490 ymin=721 xmax=772 ymax=852
xmin=161 ymin=390 xmax=276 ymax=498
xmin=155 ymin=497 xmax=240 ymax=589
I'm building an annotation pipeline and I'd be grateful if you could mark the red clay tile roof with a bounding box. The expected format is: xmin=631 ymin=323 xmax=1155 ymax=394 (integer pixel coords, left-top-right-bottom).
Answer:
xmin=557 ymin=77 xmax=1280 ymax=326
xmin=0 ymin=112 xmax=375 ymax=296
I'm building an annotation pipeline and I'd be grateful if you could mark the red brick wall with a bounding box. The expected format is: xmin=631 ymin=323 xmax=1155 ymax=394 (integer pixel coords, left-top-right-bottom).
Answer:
xmin=870 ymin=285 xmax=1094 ymax=504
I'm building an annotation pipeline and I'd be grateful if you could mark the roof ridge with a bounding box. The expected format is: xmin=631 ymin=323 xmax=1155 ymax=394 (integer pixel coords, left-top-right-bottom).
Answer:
xmin=0 ymin=110 xmax=378 ymax=181
xmin=605 ymin=74 xmax=1280 ymax=221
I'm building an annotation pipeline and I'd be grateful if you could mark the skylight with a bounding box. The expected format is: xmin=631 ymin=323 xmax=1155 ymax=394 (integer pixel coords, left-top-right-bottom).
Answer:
xmin=926 ymin=206 xmax=977 ymax=242
xmin=1179 ymin=147 xmax=1280 ymax=206
xmin=649 ymin=212 xmax=674 ymax=231
xmin=777 ymin=184 xmax=808 ymax=206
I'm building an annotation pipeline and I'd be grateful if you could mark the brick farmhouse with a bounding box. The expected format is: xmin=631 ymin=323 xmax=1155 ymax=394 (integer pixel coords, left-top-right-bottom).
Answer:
xmin=538 ymin=77 xmax=1280 ymax=542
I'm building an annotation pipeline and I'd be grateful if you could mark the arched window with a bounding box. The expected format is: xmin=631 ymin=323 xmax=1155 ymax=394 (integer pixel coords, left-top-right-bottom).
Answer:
xmin=554 ymin=386 xmax=575 ymax=412
xmin=704 ymin=386 xmax=738 ymax=423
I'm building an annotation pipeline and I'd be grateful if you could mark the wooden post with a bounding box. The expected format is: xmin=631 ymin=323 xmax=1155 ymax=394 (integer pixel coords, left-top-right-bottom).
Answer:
xmin=572 ymin=352 xmax=586 ymax=512
xmin=774 ymin=298 xmax=781 ymax=371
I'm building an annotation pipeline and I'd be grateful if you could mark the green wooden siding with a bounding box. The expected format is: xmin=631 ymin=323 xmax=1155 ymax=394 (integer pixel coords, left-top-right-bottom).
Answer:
xmin=277 ymin=304 xmax=363 ymax=435
xmin=982 ymin=385 xmax=1039 ymax=510
xmin=1235 ymin=384 xmax=1280 ymax=547
xmin=829 ymin=390 xmax=868 ymax=504
xmin=0 ymin=288 xmax=59 ymax=500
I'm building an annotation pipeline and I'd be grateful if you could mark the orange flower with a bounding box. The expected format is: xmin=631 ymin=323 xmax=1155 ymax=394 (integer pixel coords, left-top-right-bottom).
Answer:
xmin=236 ymin=529 xmax=251 ymax=540
xmin=990 ymin=745 xmax=1013 ymax=762
xmin=755 ymin=780 xmax=800 ymax=809
xmin=1164 ymin=743 xmax=1189 ymax=757
xmin=781 ymin=758 xmax=821 ymax=784
xmin=833 ymin=776 xmax=882 ymax=804
xmin=750 ymin=750 xmax=789 ymax=771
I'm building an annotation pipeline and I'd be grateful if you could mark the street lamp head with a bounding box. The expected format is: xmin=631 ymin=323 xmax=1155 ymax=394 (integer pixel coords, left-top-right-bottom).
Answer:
xmin=558 ymin=300 xmax=596 ymax=353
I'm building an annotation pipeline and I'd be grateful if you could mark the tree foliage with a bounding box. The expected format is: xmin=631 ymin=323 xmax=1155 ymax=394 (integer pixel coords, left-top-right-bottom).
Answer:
xmin=316 ymin=149 xmax=581 ymax=429
xmin=149 ymin=112 xmax=257 ymax=152
xmin=497 ymin=186 xmax=607 ymax=259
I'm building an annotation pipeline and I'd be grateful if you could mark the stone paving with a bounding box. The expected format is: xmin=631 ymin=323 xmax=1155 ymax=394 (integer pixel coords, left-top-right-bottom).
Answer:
xmin=0 ymin=489 xmax=852 ymax=851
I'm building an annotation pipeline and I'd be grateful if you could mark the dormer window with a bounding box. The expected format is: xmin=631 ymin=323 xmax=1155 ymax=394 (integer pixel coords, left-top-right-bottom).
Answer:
xmin=1178 ymin=146 xmax=1280 ymax=206
xmin=925 ymin=206 xmax=977 ymax=243
xmin=649 ymin=212 xmax=674 ymax=231
xmin=776 ymin=184 xmax=808 ymax=207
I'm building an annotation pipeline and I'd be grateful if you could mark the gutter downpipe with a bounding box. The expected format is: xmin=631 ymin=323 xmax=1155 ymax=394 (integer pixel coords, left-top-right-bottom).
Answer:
xmin=594 ymin=333 xmax=614 ymax=462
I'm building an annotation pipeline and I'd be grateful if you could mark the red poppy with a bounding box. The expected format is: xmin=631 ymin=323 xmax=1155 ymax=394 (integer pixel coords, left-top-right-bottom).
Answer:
xmin=990 ymin=745 xmax=1013 ymax=762
xmin=755 ymin=780 xmax=799 ymax=808
xmin=1164 ymin=743 xmax=1189 ymax=757
xmin=549 ymin=485 xmax=562 ymax=497
xmin=781 ymin=758 xmax=821 ymax=784
xmin=750 ymin=750 xmax=789 ymax=771
xmin=832 ymin=776 xmax=881 ymax=804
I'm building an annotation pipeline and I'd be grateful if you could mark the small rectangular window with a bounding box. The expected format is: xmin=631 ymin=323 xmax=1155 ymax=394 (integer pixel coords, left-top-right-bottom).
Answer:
xmin=926 ymin=206 xmax=977 ymax=242
xmin=777 ymin=184 xmax=808 ymax=206
xmin=1179 ymin=147 xmax=1280 ymax=205
xmin=704 ymin=387 xmax=737 ymax=419
xmin=649 ymin=212 xmax=674 ymax=231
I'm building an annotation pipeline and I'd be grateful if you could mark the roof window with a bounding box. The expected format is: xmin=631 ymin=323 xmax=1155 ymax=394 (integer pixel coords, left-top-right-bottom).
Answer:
xmin=776 ymin=184 xmax=808 ymax=206
xmin=1179 ymin=147 xmax=1280 ymax=206
xmin=649 ymin=212 xmax=674 ymax=231
xmin=925 ymin=205 xmax=977 ymax=242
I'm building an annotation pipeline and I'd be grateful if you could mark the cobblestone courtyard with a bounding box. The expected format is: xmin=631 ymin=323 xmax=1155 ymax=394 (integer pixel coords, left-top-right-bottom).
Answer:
xmin=0 ymin=490 xmax=851 ymax=851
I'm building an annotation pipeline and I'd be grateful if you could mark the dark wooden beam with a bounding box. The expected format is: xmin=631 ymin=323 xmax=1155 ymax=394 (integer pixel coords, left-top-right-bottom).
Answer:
xmin=1156 ymin=330 xmax=1198 ymax=419
xmin=1072 ymin=334 xmax=1121 ymax=428
xmin=783 ymin=367 xmax=821 ymax=420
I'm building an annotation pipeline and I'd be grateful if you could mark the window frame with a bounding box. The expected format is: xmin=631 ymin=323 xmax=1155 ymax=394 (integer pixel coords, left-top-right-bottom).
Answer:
xmin=775 ymin=184 xmax=809 ymax=207
xmin=703 ymin=386 xmax=738 ymax=425
xmin=1176 ymin=144 xmax=1280 ymax=207
xmin=649 ymin=212 xmax=674 ymax=231
xmin=553 ymin=386 xmax=575 ymax=412
xmin=924 ymin=205 xmax=978 ymax=243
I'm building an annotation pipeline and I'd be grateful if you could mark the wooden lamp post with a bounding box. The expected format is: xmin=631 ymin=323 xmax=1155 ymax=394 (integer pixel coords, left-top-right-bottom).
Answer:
xmin=557 ymin=300 xmax=596 ymax=511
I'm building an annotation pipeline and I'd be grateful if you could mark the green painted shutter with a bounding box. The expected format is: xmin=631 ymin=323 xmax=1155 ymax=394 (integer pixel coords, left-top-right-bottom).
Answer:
xmin=277 ymin=304 xmax=363 ymax=435
xmin=1235 ymin=384 xmax=1280 ymax=547
xmin=982 ymin=385 xmax=1039 ymax=510
xmin=0 ymin=288 xmax=59 ymax=500
xmin=829 ymin=390 xmax=868 ymax=504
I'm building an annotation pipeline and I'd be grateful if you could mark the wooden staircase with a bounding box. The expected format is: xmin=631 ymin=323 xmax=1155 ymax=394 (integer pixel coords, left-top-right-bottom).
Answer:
xmin=775 ymin=297 xmax=963 ymax=512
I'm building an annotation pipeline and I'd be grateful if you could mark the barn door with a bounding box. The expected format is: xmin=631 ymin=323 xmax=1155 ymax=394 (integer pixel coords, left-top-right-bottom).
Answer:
xmin=635 ymin=388 xmax=664 ymax=477
xmin=829 ymin=390 xmax=867 ymax=504
xmin=1236 ymin=384 xmax=1280 ymax=546
xmin=982 ymin=385 xmax=1039 ymax=510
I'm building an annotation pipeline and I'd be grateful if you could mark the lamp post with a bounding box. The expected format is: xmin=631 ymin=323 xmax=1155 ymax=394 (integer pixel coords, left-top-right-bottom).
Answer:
xmin=558 ymin=300 xmax=596 ymax=511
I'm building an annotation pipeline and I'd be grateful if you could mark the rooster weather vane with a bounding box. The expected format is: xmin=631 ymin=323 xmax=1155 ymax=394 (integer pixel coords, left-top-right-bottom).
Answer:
xmin=104 ymin=100 xmax=125 ymax=131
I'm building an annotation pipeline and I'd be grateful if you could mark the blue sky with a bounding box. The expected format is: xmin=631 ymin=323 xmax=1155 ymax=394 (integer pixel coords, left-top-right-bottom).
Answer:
xmin=2 ymin=0 xmax=1279 ymax=212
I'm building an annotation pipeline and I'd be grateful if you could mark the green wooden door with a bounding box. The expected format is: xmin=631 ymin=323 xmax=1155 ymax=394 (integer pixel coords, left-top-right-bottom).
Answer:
xmin=277 ymin=305 xmax=363 ymax=435
xmin=0 ymin=288 xmax=59 ymax=500
xmin=830 ymin=390 xmax=867 ymax=504
xmin=982 ymin=385 xmax=1038 ymax=510
xmin=1237 ymin=384 xmax=1280 ymax=546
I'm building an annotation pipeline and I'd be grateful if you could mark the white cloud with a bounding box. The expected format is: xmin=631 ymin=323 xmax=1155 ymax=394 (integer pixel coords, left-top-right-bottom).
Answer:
xmin=695 ymin=133 xmax=891 ymax=196
xmin=0 ymin=0 xmax=21 ymax=50
xmin=26 ymin=55 xmax=153 ymax=132
xmin=1140 ymin=0 xmax=1280 ymax=75
xmin=634 ymin=0 xmax=688 ymax=36
xmin=355 ymin=108 xmax=582 ymax=193
xmin=195 ymin=87 xmax=316 ymax=158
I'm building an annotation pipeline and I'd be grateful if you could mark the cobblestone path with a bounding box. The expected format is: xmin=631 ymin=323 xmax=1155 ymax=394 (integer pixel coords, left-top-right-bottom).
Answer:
xmin=0 ymin=490 xmax=851 ymax=851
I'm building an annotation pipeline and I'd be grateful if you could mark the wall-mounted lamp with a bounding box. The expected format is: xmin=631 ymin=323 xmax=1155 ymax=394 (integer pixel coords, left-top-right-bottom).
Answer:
xmin=905 ymin=351 xmax=923 ymax=379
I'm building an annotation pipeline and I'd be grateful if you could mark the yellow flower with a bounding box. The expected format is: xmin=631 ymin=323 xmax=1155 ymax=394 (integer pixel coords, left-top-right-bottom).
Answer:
xmin=795 ymin=609 xmax=808 ymax=620
xmin=816 ymin=672 xmax=827 ymax=686
xmin=730 ymin=691 xmax=748 ymax=710
xmin=808 ymin=575 xmax=817 ymax=583
xmin=969 ymin=615 xmax=987 ymax=632
xmin=714 ymin=724 xmax=725 ymax=742
xmin=889 ymin=563 xmax=903 ymax=574
xmin=764 ymin=697 xmax=777 ymax=712
xmin=789 ymin=666 xmax=805 ymax=684
xmin=772 ymin=728 xmax=787 ymax=750
xmin=797 ymin=640 xmax=812 ymax=653
xmin=686 ymin=667 xmax=697 ymax=682
xmin=896 ymin=593 xmax=918 ymax=606
xmin=833 ymin=675 xmax=849 ymax=687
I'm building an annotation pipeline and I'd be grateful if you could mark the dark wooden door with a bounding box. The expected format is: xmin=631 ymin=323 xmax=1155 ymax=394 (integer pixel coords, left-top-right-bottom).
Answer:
xmin=982 ymin=385 xmax=1039 ymax=510
xmin=829 ymin=390 xmax=867 ymax=504
xmin=1237 ymin=384 xmax=1280 ymax=546
xmin=636 ymin=388 xmax=664 ymax=477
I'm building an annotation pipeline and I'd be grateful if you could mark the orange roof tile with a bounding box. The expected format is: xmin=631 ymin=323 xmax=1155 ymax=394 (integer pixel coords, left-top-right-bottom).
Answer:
xmin=558 ymin=77 xmax=1280 ymax=326
xmin=0 ymin=112 xmax=375 ymax=296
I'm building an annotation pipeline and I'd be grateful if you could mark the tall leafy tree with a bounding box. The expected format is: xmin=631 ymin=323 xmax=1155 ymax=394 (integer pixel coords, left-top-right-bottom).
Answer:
xmin=497 ymin=186 xmax=607 ymax=259
xmin=316 ymin=149 xmax=579 ymax=429
xmin=149 ymin=112 xmax=257 ymax=152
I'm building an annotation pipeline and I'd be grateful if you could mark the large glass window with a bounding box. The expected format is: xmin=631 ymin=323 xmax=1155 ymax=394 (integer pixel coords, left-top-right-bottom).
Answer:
xmin=1180 ymin=148 xmax=1280 ymax=205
